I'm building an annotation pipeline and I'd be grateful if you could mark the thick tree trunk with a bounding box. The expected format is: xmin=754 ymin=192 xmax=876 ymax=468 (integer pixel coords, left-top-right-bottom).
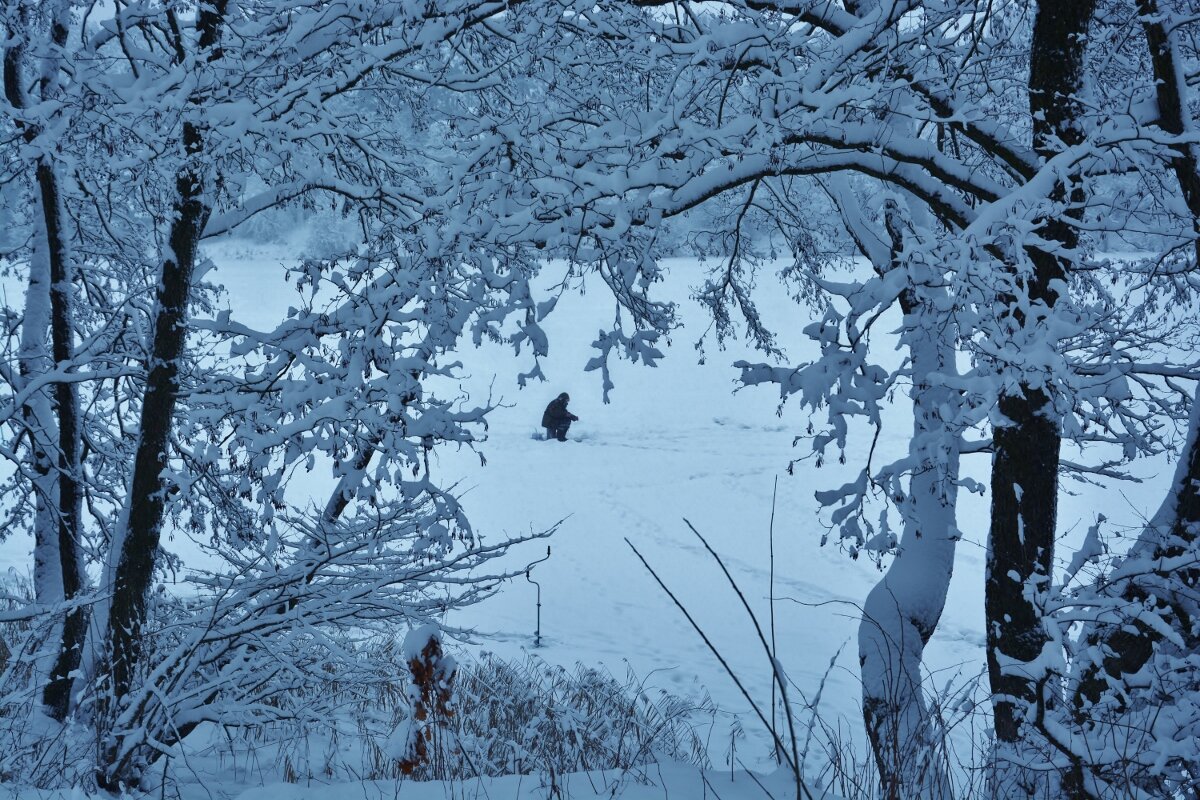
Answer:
xmin=985 ymin=387 xmax=1060 ymax=737
xmin=831 ymin=24 xmax=965 ymax=789
xmin=3 ymin=3 xmax=58 ymax=614
xmin=16 ymin=224 xmax=62 ymax=608
xmin=984 ymin=1 xmax=1094 ymax=794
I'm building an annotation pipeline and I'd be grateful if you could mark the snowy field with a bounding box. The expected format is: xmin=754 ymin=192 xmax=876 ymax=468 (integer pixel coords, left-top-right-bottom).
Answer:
xmin=201 ymin=242 xmax=990 ymax=758
xmin=0 ymin=239 xmax=1172 ymax=798
xmin=6 ymin=763 xmax=802 ymax=800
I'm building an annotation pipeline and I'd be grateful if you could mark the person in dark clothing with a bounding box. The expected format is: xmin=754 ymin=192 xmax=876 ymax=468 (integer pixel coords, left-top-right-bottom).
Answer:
xmin=541 ymin=392 xmax=578 ymax=441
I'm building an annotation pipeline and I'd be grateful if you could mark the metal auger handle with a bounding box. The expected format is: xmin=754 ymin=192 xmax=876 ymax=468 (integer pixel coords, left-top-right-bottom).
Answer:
xmin=524 ymin=546 xmax=551 ymax=647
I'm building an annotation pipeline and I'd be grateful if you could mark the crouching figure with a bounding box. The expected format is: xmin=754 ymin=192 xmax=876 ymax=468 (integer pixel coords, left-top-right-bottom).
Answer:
xmin=541 ymin=392 xmax=578 ymax=442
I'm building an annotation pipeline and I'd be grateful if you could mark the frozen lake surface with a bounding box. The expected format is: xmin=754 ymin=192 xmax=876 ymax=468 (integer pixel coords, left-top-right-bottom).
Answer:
xmin=0 ymin=239 xmax=1171 ymax=780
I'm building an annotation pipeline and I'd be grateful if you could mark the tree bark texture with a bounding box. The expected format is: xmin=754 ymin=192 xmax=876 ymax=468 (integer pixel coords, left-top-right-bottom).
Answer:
xmin=984 ymin=0 xmax=1095 ymax=792
xmin=37 ymin=158 xmax=86 ymax=723
xmin=101 ymin=3 xmax=226 ymax=786
xmin=4 ymin=1 xmax=87 ymax=723
xmin=101 ymin=124 xmax=211 ymax=783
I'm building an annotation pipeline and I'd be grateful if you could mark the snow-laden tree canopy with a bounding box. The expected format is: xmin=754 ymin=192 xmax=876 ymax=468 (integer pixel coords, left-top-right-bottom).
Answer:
xmin=3 ymin=0 xmax=1200 ymax=797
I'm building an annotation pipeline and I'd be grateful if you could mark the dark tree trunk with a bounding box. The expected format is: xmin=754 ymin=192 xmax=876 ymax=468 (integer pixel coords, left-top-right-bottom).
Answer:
xmin=1137 ymin=0 xmax=1200 ymax=262
xmin=986 ymin=390 xmax=1060 ymax=743
xmin=38 ymin=157 xmax=86 ymax=723
xmin=984 ymin=0 xmax=1095 ymax=779
xmin=102 ymin=120 xmax=210 ymax=774
xmin=3 ymin=3 xmax=88 ymax=723
xmin=100 ymin=3 xmax=226 ymax=787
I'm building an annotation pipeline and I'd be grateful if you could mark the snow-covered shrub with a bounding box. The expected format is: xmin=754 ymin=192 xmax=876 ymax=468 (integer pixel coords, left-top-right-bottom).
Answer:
xmin=297 ymin=648 xmax=716 ymax=783
xmin=1021 ymin=512 xmax=1200 ymax=798
xmin=214 ymin=646 xmax=714 ymax=786
xmin=429 ymin=653 xmax=715 ymax=780
xmin=95 ymin=503 xmax=538 ymax=787
xmin=0 ymin=570 xmax=34 ymax=678
xmin=394 ymin=625 xmax=457 ymax=777
xmin=0 ymin=572 xmax=81 ymax=787
xmin=0 ymin=506 xmax=541 ymax=792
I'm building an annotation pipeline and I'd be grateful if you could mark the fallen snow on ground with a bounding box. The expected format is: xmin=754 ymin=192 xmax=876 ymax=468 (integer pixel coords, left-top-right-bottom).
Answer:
xmin=0 ymin=240 xmax=1171 ymax=797
xmin=1 ymin=762 xmax=806 ymax=800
